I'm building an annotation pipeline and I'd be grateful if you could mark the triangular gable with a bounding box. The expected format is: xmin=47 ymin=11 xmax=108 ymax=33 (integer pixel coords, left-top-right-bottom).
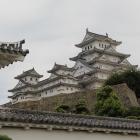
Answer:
xmin=30 ymin=69 xmax=39 ymax=75
xmin=73 ymin=60 xmax=93 ymax=70
xmin=79 ymin=75 xmax=90 ymax=83
xmin=73 ymin=60 xmax=93 ymax=77
xmin=14 ymin=80 xmax=26 ymax=89
xmin=120 ymin=59 xmax=131 ymax=65
xmin=99 ymin=54 xmax=110 ymax=62
xmin=51 ymin=63 xmax=59 ymax=70
xmin=81 ymin=33 xmax=93 ymax=43
xmin=106 ymin=46 xmax=116 ymax=53
xmin=48 ymin=73 xmax=58 ymax=80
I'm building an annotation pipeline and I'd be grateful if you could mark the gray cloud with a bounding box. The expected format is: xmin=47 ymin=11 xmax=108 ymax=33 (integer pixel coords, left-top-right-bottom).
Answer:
xmin=0 ymin=0 xmax=140 ymax=104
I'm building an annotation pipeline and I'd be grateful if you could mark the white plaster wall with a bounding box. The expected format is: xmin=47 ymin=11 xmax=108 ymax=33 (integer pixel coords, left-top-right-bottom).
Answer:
xmin=49 ymin=73 xmax=58 ymax=79
xmin=36 ymin=86 xmax=79 ymax=99
xmin=82 ymin=40 xmax=112 ymax=51
xmin=12 ymin=76 xmax=79 ymax=103
xmin=22 ymin=76 xmax=39 ymax=84
xmin=92 ymin=62 xmax=114 ymax=70
xmin=1 ymin=127 xmax=139 ymax=140
xmin=83 ymin=52 xmax=99 ymax=62
xmin=92 ymin=72 xmax=109 ymax=79
xmin=86 ymin=81 xmax=103 ymax=89
xmin=56 ymin=70 xmax=72 ymax=75
xmin=73 ymin=61 xmax=92 ymax=77
xmin=106 ymin=54 xmax=120 ymax=63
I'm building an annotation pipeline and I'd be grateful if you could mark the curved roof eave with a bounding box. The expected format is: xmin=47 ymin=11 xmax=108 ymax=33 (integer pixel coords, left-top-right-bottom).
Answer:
xmin=75 ymin=38 xmax=122 ymax=48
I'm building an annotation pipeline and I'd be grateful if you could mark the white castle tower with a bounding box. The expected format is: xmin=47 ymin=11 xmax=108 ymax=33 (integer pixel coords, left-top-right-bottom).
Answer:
xmin=8 ymin=64 xmax=80 ymax=104
xmin=8 ymin=29 xmax=137 ymax=103
xmin=70 ymin=29 xmax=137 ymax=89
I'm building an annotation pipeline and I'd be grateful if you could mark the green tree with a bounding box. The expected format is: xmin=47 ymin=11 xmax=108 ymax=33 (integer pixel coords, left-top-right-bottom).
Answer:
xmin=94 ymin=86 xmax=125 ymax=117
xmin=54 ymin=104 xmax=70 ymax=113
xmin=104 ymin=68 xmax=140 ymax=98
xmin=0 ymin=135 xmax=12 ymax=140
xmin=74 ymin=99 xmax=90 ymax=115
xmin=123 ymin=106 xmax=140 ymax=117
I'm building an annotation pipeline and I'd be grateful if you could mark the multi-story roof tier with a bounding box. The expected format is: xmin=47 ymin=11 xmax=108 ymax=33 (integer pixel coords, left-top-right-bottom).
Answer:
xmin=8 ymin=29 xmax=137 ymax=103
xmin=70 ymin=29 xmax=137 ymax=89
xmin=8 ymin=64 xmax=81 ymax=104
xmin=0 ymin=40 xmax=29 ymax=68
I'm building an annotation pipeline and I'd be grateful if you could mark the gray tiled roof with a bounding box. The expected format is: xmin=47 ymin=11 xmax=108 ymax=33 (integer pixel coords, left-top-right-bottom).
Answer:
xmin=0 ymin=40 xmax=29 ymax=56
xmin=75 ymin=30 xmax=122 ymax=48
xmin=9 ymin=72 xmax=79 ymax=92
xmin=0 ymin=40 xmax=29 ymax=68
xmin=0 ymin=108 xmax=140 ymax=130
xmin=70 ymin=47 xmax=130 ymax=61
xmin=48 ymin=63 xmax=74 ymax=73
xmin=15 ymin=68 xmax=43 ymax=79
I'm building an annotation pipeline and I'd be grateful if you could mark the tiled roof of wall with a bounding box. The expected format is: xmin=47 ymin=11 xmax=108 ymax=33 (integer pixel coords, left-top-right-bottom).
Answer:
xmin=0 ymin=108 xmax=140 ymax=130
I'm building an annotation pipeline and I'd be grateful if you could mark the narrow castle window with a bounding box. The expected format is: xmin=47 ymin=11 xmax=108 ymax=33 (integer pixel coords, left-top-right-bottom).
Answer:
xmin=102 ymin=44 xmax=103 ymax=47
xmin=88 ymin=46 xmax=89 ymax=49
xmin=25 ymin=78 xmax=27 ymax=81
xmin=90 ymin=45 xmax=92 ymax=48
xmin=30 ymin=78 xmax=32 ymax=81
xmin=38 ymin=94 xmax=41 ymax=97
xmin=99 ymin=44 xmax=100 ymax=47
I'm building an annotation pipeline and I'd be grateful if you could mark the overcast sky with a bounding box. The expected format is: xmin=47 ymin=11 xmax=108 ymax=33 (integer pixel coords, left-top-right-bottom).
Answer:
xmin=0 ymin=0 xmax=140 ymax=105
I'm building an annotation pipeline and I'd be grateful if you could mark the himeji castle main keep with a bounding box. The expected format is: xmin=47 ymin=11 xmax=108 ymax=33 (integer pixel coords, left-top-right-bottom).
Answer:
xmin=8 ymin=29 xmax=137 ymax=104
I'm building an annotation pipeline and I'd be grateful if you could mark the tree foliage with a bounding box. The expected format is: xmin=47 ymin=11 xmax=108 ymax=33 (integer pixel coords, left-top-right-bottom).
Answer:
xmin=0 ymin=135 xmax=12 ymax=140
xmin=123 ymin=106 xmax=140 ymax=117
xmin=104 ymin=68 xmax=140 ymax=98
xmin=94 ymin=86 xmax=125 ymax=117
xmin=74 ymin=99 xmax=90 ymax=115
xmin=54 ymin=104 xmax=70 ymax=113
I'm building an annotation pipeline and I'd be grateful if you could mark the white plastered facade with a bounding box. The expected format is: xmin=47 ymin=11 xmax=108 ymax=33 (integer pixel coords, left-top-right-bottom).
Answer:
xmin=8 ymin=30 xmax=137 ymax=104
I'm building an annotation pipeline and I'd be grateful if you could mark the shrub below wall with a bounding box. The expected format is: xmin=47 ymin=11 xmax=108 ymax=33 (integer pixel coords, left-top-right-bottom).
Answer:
xmin=0 ymin=135 xmax=12 ymax=140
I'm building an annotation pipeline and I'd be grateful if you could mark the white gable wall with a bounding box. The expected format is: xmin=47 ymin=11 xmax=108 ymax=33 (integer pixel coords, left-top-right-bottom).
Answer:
xmin=83 ymin=52 xmax=99 ymax=62
xmin=92 ymin=62 xmax=114 ymax=70
xmin=1 ymin=126 xmax=140 ymax=140
xmin=21 ymin=76 xmax=39 ymax=84
xmin=85 ymin=81 xmax=103 ymax=89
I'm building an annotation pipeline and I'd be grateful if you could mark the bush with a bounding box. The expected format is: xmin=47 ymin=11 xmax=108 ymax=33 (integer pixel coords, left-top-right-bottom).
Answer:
xmin=104 ymin=68 xmax=140 ymax=98
xmin=0 ymin=135 xmax=12 ymax=140
xmin=54 ymin=104 xmax=70 ymax=113
xmin=125 ymin=116 xmax=138 ymax=120
xmin=94 ymin=86 xmax=125 ymax=117
xmin=123 ymin=106 xmax=140 ymax=117
xmin=74 ymin=99 xmax=90 ymax=115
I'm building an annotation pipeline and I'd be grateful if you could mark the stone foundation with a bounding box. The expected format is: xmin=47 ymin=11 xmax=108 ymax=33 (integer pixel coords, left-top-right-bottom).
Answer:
xmin=8 ymin=83 xmax=139 ymax=113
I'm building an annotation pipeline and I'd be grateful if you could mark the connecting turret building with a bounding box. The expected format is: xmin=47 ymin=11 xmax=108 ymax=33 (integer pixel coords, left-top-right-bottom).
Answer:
xmin=8 ymin=29 xmax=137 ymax=104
